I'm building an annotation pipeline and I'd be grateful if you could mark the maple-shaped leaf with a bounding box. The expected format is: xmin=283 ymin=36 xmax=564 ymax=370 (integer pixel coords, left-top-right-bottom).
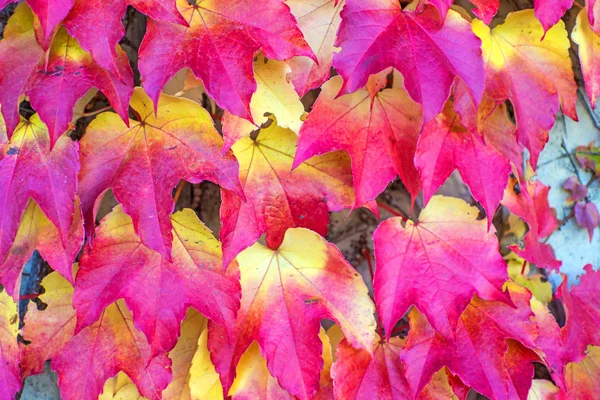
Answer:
xmin=473 ymin=10 xmax=577 ymax=168
xmin=501 ymin=177 xmax=562 ymax=270
xmin=74 ymin=205 xmax=241 ymax=357
xmin=208 ymin=228 xmax=376 ymax=400
xmin=286 ymin=0 xmax=343 ymax=97
xmin=294 ymin=75 xmax=423 ymax=206
xmin=220 ymin=116 xmax=362 ymax=267
xmin=401 ymin=284 xmax=540 ymax=399
xmin=221 ymin=55 xmax=305 ymax=152
xmin=138 ymin=0 xmax=314 ymax=120
xmin=573 ymin=9 xmax=600 ymax=109
xmin=0 ymin=114 xmax=82 ymax=297
xmin=27 ymin=27 xmax=133 ymax=147
xmin=21 ymin=271 xmax=171 ymax=400
xmin=0 ymin=286 xmax=20 ymax=400
xmin=415 ymin=102 xmax=512 ymax=224
xmin=576 ymin=141 xmax=600 ymax=173
xmin=534 ymin=0 xmax=574 ymax=34
xmin=373 ymin=195 xmax=510 ymax=341
xmin=78 ymin=88 xmax=241 ymax=259
xmin=575 ymin=202 xmax=599 ymax=241
xmin=560 ymin=346 xmax=600 ymax=399
xmin=0 ymin=199 xmax=83 ymax=301
xmin=0 ymin=4 xmax=44 ymax=135
xmin=63 ymin=0 xmax=185 ymax=76
xmin=333 ymin=2 xmax=484 ymax=122
xmin=557 ymin=264 xmax=600 ymax=365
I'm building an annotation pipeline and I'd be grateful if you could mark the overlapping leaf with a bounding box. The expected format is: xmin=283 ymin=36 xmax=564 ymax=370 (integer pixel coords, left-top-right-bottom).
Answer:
xmin=401 ymin=284 xmax=540 ymax=400
xmin=78 ymin=88 xmax=241 ymax=259
xmin=220 ymin=116 xmax=364 ymax=267
xmin=0 ymin=286 xmax=20 ymax=400
xmin=294 ymin=75 xmax=423 ymax=206
xmin=208 ymin=228 xmax=376 ymax=400
xmin=373 ymin=195 xmax=510 ymax=341
xmin=286 ymin=0 xmax=344 ymax=97
xmin=560 ymin=346 xmax=600 ymax=399
xmin=501 ymin=177 xmax=562 ymax=270
xmin=22 ymin=271 xmax=171 ymax=400
xmin=0 ymin=4 xmax=133 ymax=145
xmin=0 ymin=113 xmax=82 ymax=296
xmin=74 ymin=206 xmax=241 ymax=356
xmin=138 ymin=0 xmax=314 ymax=120
xmin=415 ymin=102 xmax=512 ymax=223
xmin=221 ymin=55 xmax=304 ymax=152
xmin=333 ymin=1 xmax=484 ymax=122
xmin=573 ymin=8 xmax=600 ymax=109
xmin=473 ymin=10 xmax=577 ymax=168
xmin=534 ymin=0 xmax=574 ymax=34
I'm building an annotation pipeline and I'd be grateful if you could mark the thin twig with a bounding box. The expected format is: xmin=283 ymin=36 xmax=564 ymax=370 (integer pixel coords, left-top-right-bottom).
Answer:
xmin=173 ymin=181 xmax=185 ymax=204
xmin=80 ymin=105 xmax=113 ymax=118
xmin=376 ymin=201 xmax=408 ymax=221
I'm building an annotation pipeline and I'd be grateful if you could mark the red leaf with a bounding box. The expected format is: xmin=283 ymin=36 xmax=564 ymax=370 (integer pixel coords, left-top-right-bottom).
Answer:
xmin=558 ymin=264 xmax=600 ymax=365
xmin=563 ymin=176 xmax=588 ymax=203
xmin=415 ymin=102 xmax=511 ymax=224
xmin=0 ymin=114 xmax=81 ymax=296
xmin=78 ymin=88 xmax=241 ymax=259
xmin=373 ymin=195 xmax=510 ymax=341
xmin=502 ymin=177 xmax=562 ymax=270
xmin=470 ymin=0 xmax=499 ymax=24
xmin=220 ymin=117 xmax=364 ymax=267
xmin=208 ymin=228 xmax=376 ymax=400
xmin=534 ymin=0 xmax=574 ymax=34
xmin=138 ymin=0 xmax=314 ymax=120
xmin=401 ymin=284 xmax=539 ymax=399
xmin=294 ymin=76 xmax=422 ymax=206
xmin=74 ymin=206 xmax=241 ymax=357
xmin=574 ymin=202 xmax=599 ymax=242
xmin=333 ymin=1 xmax=484 ymax=122
xmin=27 ymin=0 xmax=74 ymax=44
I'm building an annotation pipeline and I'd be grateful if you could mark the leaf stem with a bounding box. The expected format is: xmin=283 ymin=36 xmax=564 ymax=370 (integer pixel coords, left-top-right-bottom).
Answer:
xmin=173 ymin=181 xmax=185 ymax=204
xmin=80 ymin=106 xmax=113 ymax=118
xmin=363 ymin=248 xmax=384 ymax=340
xmin=19 ymin=293 xmax=41 ymax=300
xmin=573 ymin=1 xmax=584 ymax=9
xmin=376 ymin=201 xmax=408 ymax=221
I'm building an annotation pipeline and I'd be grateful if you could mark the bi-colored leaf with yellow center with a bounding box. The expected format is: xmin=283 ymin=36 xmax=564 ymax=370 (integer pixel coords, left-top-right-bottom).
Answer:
xmin=0 ymin=4 xmax=44 ymax=135
xmin=220 ymin=116 xmax=362 ymax=267
xmin=576 ymin=142 xmax=600 ymax=173
xmin=0 ymin=114 xmax=82 ymax=296
xmin=294 ymin=75 xmax=423 ymax=206
xmin=31 ymin=25 xmax=133 ymax=147
xmin=78 ymin=88 xmax=242 ymax=260
xmin=473 ymin=10 xmax=577 ymax=168
xmin=22 ymin=271 xmax=171 ymax=400
xmin=415 ymin=102 xmax=512 ymax=224
xmin=208 ymin=228 xmax=376 ymax=400
xmin=0 ymin=286 xmax=20 ymax=400
xmin=1 ymin=199 xmax=82 ymax=301
xmin=0 ymin=4 xmax=133 ymax=146
xmin=286 ymin=0 xmax=344 ymax=97
xmin=333 ymin=2 xmax=484 ymax=122
xmin=373 ymin=195 xmax=510 ymax=341
xmin=221 ymin=55 xmax=305 ymax=152
xmin=74 ymin=206 xmax=241 ymax=357
xmin=402 ymin=285 xmax=540 ymax=400
xmin=139 ymin=0 xmax=314 ymax=121
xmin=573 ymin=8 xmax=600 ymax=109
xmin=501 ymin=177 xmax=561 ymax=270
xmin=561 ymin=346 xmax=600 ymax=399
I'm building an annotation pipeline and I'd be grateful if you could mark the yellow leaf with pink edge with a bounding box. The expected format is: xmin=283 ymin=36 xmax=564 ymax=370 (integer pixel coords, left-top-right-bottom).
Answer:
xmin=209 ymin=228 xmax=376 ymax=400
xmin=0 ymin=285 xmax=20 ymax=400
xmin=573 ymin=8 xmax=600 ymax=108
xmin=221 ymin=54 xmax=305 ymax=151
xmin=527 ymin=379 xmax=558 ymax=399
xmin=473 ymin=10 xmax=577 ymax=168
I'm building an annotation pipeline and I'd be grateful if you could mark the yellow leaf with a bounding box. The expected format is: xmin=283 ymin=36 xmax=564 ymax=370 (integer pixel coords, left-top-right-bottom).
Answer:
xmin=99 ymin=372 xmax=147 ymax=400
xmin=527 ymin=379 xmax=558 ymax=399
xmin=572 ymin=8 xmax=600 ymax=107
